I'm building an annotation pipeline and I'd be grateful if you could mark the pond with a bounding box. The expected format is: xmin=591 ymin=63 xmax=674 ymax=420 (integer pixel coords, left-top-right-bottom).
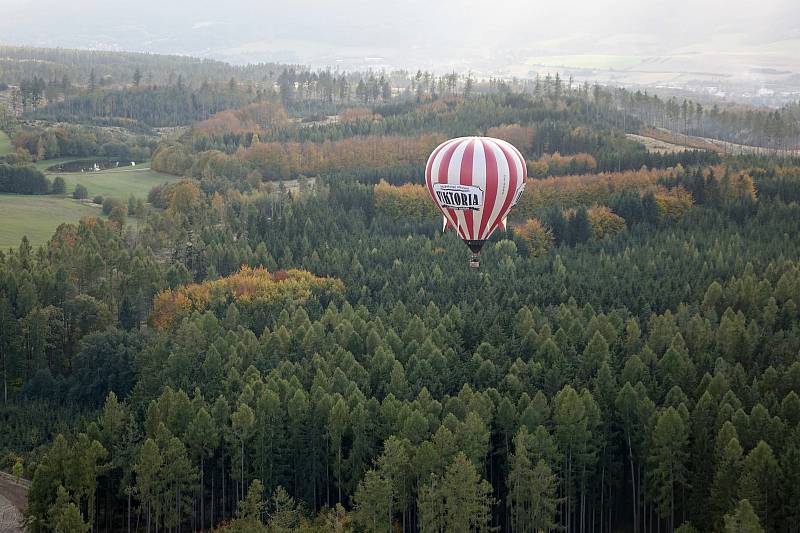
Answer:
xmin=46 ymin=159 xmax=140 ymax=172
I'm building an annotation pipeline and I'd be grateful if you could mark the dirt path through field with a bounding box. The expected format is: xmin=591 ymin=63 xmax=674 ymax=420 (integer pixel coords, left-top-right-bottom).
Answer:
xmin=0 ymin=475 xmax=27 ymax=533
xmin=630 ymin=128 xmax=800 ymax=157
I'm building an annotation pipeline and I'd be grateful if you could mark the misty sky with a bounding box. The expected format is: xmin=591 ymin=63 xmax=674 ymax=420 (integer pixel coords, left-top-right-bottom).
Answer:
xmin=1 ymin=0 xmax=798 ymax=76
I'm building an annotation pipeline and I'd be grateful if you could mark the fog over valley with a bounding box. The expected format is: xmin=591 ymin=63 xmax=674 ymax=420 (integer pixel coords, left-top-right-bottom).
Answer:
xmin=2 ymin=0 xmax=799 ymax=104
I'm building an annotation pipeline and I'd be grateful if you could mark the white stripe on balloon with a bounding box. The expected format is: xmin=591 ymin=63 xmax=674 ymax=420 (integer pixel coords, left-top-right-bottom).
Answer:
xmin=430 ymin=138 xmax=461 ymax=234
xmin=448 ymin=138 xmax=471 ymax=239
xmin=468 ymin=138 xmax=487 ymax=240
xmin=481 ymin=139 xmax=511 ymax=240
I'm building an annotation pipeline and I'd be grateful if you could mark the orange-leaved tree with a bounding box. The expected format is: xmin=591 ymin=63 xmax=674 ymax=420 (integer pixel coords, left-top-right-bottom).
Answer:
xmin=150 ymin=267 xmax=344 ymax=331
xmin=514 ymin=218 xmax=554 ymax=257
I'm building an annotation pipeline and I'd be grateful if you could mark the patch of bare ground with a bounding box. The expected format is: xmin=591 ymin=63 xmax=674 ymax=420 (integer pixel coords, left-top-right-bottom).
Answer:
xmin=631 ymin=127 xmax=800 ymax=157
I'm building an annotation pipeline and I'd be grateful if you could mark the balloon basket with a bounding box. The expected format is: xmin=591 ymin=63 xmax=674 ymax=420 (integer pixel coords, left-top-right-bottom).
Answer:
xmin=469 ymin=254 xmax=480 ymax=269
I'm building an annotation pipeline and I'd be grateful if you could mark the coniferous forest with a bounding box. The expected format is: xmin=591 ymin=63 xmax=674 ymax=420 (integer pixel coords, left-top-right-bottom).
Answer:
xmin=1 ymin=45 xmax=800 ymax=533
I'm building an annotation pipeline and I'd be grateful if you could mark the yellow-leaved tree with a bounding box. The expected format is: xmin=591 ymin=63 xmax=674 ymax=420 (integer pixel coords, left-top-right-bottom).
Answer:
xmin=515 ymin=218 xmax=554 ymax=257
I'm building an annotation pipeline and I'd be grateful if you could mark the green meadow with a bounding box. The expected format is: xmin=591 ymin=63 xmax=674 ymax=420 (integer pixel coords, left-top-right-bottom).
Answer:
xmin=0 ymin=194 xmax=101 ymax=249
xmin=52 ymin=164 xmax=178 ymax=200
xmin=0 ymin=159 xmax=179 ymax=249
xmin=0 ymin=130 xmax=12 ymax=156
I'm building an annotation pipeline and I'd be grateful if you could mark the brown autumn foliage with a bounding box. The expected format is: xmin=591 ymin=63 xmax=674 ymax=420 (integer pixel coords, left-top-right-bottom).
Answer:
xmin=651 ymin=186 xmax=694 ymax=222
xmin=586 ymin=205 xmax=626 ymax=239
xmin=150 ymin=143 xmax=193 ymax=176
xmin=158 ymin=127 xmax=496 ymax=182
xmin=373 ymin=180 xmax=439 ymax=221
xmin=191 ymin=100 xmax=289 ymax=137
xmin=150 ymin=266 xmax=344 ymax=331
xmin=46 ymin=217 xmax=121 ymax=290
xmin=527 ymin=152 xmax=598 ymax=178
xmin=339 ymin=107 xmax=379 ymax=122
xmin=240 ymin=134 xmax=446 ymax=180
xmin=167 ymin=180 xmax=203 ymax=216
xmin=710 ymin=165 xmax=757 ymax=205
xmin=485 ymin=124 xmax=536 ymax=154
xmin=515 ymin=167 xmax=676 ymax=217
xmin=639 ymin=126 xmax=722 ymax=153
xmin=514 ymin=218 xmax=553 ymax=256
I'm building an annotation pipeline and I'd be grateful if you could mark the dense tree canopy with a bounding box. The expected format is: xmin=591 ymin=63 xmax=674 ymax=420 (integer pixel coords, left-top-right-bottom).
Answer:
xmin=1 ymin=47 xmax=799 ymax=533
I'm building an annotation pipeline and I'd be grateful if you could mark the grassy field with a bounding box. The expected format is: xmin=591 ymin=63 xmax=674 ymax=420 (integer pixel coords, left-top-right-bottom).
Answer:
xmin=29 ymin=158 xmax=177 ymax=199
xmin=53 ymin=165 xmax=178 ymax=200
xmin=0 ymin=195 xmax=101 ymax=250
xmin=0 ymin=131 xmax=11 ymax=156
xmin=0 ymin=159 xmax=178 ymax=249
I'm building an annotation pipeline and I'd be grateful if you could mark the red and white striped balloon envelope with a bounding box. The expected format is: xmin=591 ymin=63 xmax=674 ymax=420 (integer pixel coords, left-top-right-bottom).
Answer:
xmin=425 ymin=137 xmax=526 ymax=263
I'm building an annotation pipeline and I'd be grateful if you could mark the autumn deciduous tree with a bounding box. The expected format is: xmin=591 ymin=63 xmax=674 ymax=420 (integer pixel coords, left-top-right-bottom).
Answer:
xmin=374 ymin=180 xmax=438 ymax=222
xmin=528 ymin=152 xmax=597 ymax=178
xmin=486 ymin=124 xmax=535 ymax=154
xmin=587 ymin=205 xmax=626 ymax=239
xmin=515 ymin=218 xmax=553 ymax=257
xmin=150 ymin=266 xmax=343 ymax=330
xmin=168 ymin=180 xmax=202 ymax=217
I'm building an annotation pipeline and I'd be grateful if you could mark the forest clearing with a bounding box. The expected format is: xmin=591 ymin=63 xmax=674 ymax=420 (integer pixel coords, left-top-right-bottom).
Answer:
xmin=0 ymin=160 xmax=176 ymax=249
xmin=0 ymin=194 xmax=100 ymax=249
xmin=48 ymin=164 xmax=177 ymax=199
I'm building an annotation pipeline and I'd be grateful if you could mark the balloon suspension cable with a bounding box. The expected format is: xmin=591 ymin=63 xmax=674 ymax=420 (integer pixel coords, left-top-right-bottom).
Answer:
xmin=469 ymin=253 xmax=480 ymax=269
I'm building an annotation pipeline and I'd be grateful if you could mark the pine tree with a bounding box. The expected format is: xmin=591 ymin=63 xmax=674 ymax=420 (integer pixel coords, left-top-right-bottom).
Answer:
xmin=648 ymin=407 xmax=689 ymax=531
xmin=328 ymin=397 xmax=349 ymax=503
xmin=160 ymin=435 xmax=197 ymax=529
xmin=377 ymin=436 xmax=412 ymax=530
xmin=230 ymin=479 xmax=266 ymax=532
xmin=739 ymin=441 xmax=779 ymax=530
xmin=135 ymin=438 xmax=163 ymax=531
xmin=267 ymin=486 xmax=300 ymax=532
xmin=778 ymin=429 xmax=800 ymax=531
xmin=553 ymin=384 xmax=594 ymax=532
xmin=711 ymin=435 xmax=743 ymax=528
xmin=508 ymin=427 xmax=560 ymax=532
xmin=185 ymin=406 xmax=218 ymax=530
xmin=55 ymin=502 xmax=91 ymax=533
xmin=581 ymin=331 xmax=609 ymax=381
xmin=724 ymin=499 xmax=764 ymax=533
xmin=418 ymin=453 xmax=494 ymax=533
xmin=354 ymin=469 xmax=393 ymax=532
xmin=567 ymin=207 xmax=592 ymax=245
xmin=232 ymin=401 xmax=255 ymax=498
xmin=0 ymin=296 xmax=15 ymax=404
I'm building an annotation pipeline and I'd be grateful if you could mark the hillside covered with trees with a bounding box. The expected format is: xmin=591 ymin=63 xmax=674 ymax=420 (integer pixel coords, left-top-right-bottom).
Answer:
xmin=1 ymin=46 xmax=800 ymax=533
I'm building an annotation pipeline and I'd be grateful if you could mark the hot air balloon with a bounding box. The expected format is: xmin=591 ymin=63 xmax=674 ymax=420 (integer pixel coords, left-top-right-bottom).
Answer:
xmin=425 ymin=136 xmax=526 ymax=267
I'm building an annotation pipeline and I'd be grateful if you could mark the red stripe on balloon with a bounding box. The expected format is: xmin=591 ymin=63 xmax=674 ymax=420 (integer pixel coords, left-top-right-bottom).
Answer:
xmin=478 ymin=138 xmax=498 ymax=240
xmin=459 ymin=139 xmax=475 ymax=239
xmin=491 ymin=141 xmax=519 ymax=238
xmin=425 ymin=137 xmax=458 ymax=201
xmin=438 ymin=138 xmax=464 ymax=238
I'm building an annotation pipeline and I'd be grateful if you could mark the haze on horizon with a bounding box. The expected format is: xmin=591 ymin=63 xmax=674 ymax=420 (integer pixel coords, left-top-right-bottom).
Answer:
xmin=2 ymin=0 xmax=799 ymax=102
